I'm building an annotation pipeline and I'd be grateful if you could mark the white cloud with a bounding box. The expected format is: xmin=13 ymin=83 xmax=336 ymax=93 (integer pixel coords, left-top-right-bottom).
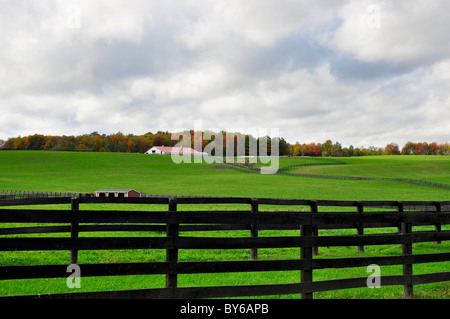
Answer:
xmin=0 ymin=0 xmax=449 ymax=148
xmin=176 ymin=0 xmax=338 ymax=49
xmin=328 ymin=1 xmax=450 ymax=66
xmin=128 ymin=61 xmax=243 ymax=105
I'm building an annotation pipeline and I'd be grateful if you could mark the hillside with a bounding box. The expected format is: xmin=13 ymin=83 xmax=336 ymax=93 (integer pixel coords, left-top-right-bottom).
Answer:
xmin=0 ymin=151 xmax=448 ymax=201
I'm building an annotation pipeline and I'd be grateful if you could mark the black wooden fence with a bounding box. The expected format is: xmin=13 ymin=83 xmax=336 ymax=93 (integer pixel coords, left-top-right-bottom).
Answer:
xmin=0 ymin=196 xmax=449 ymax=299
xmin=0 ymin=190 xmax=77 ymax=200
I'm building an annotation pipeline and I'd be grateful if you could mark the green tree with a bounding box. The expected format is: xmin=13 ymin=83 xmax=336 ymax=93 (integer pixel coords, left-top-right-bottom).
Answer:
xmin=277 ymin=137 xmax=289 ymax=156
xmin=322 ymin=140 xmax=333 ymax=157
xmin=331 ymin=141 xmax=342 ymax=157
xmin=348 ymin=145 xmax=354 ymax=157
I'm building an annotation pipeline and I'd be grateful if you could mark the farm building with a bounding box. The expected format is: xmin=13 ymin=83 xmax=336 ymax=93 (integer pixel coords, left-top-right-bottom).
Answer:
xmin=95 ymin=189 xmax=141 ymax=198
xmin=145 ymin=146 xmax=207 ymax=156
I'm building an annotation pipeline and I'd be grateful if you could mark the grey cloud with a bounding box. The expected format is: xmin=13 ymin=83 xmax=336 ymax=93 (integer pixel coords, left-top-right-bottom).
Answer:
xmin=0 ymin=0 xmax=449 ymax=148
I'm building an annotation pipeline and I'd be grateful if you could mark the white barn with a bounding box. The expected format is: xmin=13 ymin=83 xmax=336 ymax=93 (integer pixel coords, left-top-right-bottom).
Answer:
xmin=145 ymin=146 xmax=165 ymax=155
xmin=145 ymin=146 xmax=207 ymax=156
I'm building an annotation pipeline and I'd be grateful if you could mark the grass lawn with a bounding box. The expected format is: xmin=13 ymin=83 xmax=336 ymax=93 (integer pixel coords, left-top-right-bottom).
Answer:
xmin=0 ymin=150 xmax=449 ymax=298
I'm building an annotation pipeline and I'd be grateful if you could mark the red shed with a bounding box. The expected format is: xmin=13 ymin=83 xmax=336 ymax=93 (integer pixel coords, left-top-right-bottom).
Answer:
xmin=95 ymin=189 xmax=141 ymax=198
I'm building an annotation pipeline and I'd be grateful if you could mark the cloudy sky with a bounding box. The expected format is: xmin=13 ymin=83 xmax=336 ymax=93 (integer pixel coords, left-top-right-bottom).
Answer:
xmin=0 ymin=0 xmax=449 ymax=147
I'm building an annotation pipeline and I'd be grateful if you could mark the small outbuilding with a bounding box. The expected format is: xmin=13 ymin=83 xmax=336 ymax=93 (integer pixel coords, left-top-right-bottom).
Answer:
xmin=95 ymin=189 xmax=141 ymax=198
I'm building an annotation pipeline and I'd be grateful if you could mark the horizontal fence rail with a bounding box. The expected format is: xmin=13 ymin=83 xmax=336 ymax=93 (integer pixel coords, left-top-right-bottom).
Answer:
xmin=0 ymin=190 xmax=77 ymax=201
xmin=0 ymin=196 xmax=449 ymax=299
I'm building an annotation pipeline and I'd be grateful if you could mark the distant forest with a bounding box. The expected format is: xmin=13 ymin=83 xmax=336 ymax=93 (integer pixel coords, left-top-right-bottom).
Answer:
xmin=1 ymin=131 xmax=449 ymax=156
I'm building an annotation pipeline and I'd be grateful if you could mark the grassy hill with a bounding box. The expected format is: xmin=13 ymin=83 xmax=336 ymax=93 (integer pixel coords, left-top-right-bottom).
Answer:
xmin=0 ymin=151 xmax=449 ymax=201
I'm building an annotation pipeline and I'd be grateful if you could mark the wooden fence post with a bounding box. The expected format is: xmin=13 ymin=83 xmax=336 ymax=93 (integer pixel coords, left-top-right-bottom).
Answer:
xmin=166 ymin=197 xmax=179 ymax=298
xmin=356 ymin=202 xmax=364 ymax=253
xmin=310 ymin=201 xmax=319 ymax=256
xmin=300 ymin=201 xmax=315 ymax=299
xmin=396 ymin=201 xmax=404 ymax=233
xmin=250 ymin=198 xmax=259 ymax=260
xmin=398 ymin=202 xmax=414 ymax=298
xmin=434 ymin=202 xmax=442 ymax=245
xmin=70 ymin=196 xmax=79 ymax=264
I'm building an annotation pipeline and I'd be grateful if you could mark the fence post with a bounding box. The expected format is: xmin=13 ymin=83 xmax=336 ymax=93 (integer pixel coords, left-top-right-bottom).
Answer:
xmin=396 ymin=201 xmax=404 ymax=233
xmin=311 ymin=201 xmax=319 ymax=256
xmin=356 ymin=202 xmax=364 ymax=253
xmin=70 ymin=196 xmax=79 ymax=264
xmin=250 ymin=198 xmax=259 ymax=260
xmin=399 ymin=202 xmax=414 ymax=298
xmin=300 ymin=201 xmax=315 ymax=299
xmin=166 ymin=197 xmax=179 ymax=298
xmin=434 ymin=202 xmax=442 ymax=245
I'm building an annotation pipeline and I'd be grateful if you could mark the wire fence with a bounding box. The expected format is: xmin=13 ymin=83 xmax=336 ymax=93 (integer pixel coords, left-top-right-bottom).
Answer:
xmin=221 ymin=161 xmax=450 ymax=190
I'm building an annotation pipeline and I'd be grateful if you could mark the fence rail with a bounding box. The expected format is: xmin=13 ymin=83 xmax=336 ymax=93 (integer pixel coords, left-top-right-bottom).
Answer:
xmin=0 ymin=196 xmax=449 ymax=299
xmin=0 ymin=190 xmax=77 ymax=201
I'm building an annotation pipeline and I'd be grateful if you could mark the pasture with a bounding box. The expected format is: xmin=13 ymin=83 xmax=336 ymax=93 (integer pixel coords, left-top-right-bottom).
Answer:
xmin=0 ymin=150 xmax=449 ymax=299
xmin=0 ymin=151 xmax=449 ymax=201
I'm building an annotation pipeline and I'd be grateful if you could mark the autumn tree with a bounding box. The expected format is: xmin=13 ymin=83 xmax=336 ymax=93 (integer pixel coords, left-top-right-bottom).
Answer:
xmin=27 ymin=134 xmax=46 ymax=150
xmin=2 ymin=131 xmax=448 ymax=158
xmin=2 ymin=137 xmax=16 ymax=149
xmin=428 ymin=142 xmax=438 ymax=155
xmin=43 ymin=136 xmax=59 ymax=150
xmin=401 ymin=141 xmax=417 ymax=155
xmin=152 ymin=133 xmax=166 ymax=146
xmin=385 ymin=143 xmax=400 ymax=155
xmin=54 ymin=136 xmax=77 ymax=151
xmin=415 ymin=142 xmax=430 ymax=155
xmin=437 ymin=143 xmax=450 ymax=155
xmin=291 ymin=142 xmax=301 ymax=156
xmin=14 ymin=136 xmax=26 ymax=149
xmin=131 ymin=136 xmax=150 ymax=153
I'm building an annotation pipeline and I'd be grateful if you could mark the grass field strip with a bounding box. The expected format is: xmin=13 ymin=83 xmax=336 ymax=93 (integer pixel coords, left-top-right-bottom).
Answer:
xmin=223 ymin=157 xmax=450 ymax=190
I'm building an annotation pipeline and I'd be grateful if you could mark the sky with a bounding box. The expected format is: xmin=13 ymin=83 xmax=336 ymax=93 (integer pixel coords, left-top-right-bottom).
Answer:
xmin=0 ymin=0 xmax=449 ymax=148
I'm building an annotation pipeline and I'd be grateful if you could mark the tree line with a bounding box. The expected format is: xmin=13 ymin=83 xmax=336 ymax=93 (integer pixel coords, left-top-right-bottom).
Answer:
xmin=1 ymin=132 xmax=449 ymax=156
xmin=290 ymin=141 xmax=449 ymax=156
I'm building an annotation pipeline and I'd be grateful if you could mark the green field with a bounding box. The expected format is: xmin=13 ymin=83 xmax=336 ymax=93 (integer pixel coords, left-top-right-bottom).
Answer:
xmin=0 ymin=151 xmax=449 ymax=299
xmin=284 ymin=156 xmax=450 ymax=185
xmin=0 ymin=151 xmax=449 ymax=201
